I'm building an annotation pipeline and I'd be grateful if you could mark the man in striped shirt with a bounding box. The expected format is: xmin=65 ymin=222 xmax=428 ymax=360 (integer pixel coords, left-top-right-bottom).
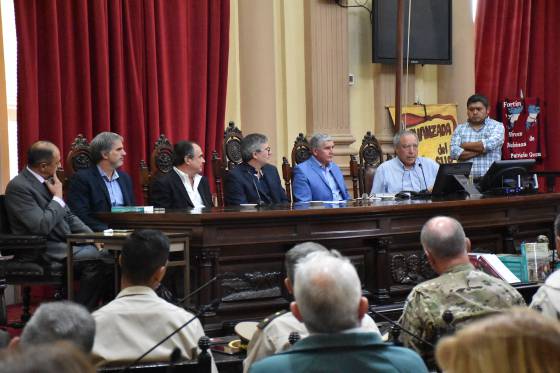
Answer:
xmin=450 ymin=94 xmax=504 ymax=179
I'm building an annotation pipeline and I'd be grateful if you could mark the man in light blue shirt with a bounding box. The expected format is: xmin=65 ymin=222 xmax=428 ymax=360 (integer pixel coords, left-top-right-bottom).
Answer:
xmin=450 ymin=94 xmax=504 ymax=178
xmin=371 ymin=131 xmax=439 ymax=194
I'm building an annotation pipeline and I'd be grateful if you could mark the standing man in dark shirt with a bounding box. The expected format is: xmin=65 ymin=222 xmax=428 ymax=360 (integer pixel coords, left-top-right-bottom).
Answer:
xmin=224 ymin=133 xmax=288 ymax=206
xmin=68 ymin=132 xmax=135 ymax=231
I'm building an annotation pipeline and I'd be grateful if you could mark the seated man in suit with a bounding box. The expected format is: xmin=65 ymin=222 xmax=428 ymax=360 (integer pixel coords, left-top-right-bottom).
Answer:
xmin=68 ymin=132 xmax=135 ymax=231
xmin=371 ymin=130 xmax=439 ymax=194
xmin=292 ymin=133 xmax=350 ymax=202
xmin=150 ymin=140 xmax=213 ymax=209
xmin=250 ymin=250 xmax=427 ymax=373
xmin=224 ymin=133 xmax=288 ymax=206
xmin=91 ymin=229 xmax=217 ymax=371
xmin=399 ymin=216 xmax=525 ymax=364
xmin=5 ymin=141 xmax=109 ymax=310
xmin=244 ymin=242 xmax=380 ymax=373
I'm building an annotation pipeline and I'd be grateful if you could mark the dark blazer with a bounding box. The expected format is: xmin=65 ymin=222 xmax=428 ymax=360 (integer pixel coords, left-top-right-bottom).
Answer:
xmin=250 ymin=332 xmax=428 ymax=373
xmin=224 ymin=163 xmax=288 ymax=206
xmin=5 ymin=168 xmax=92 ymax=261
xmin=67 ymin=166 xmax=135 ymax=232
xmin=150 ymin=170 xmax=213 ymax=209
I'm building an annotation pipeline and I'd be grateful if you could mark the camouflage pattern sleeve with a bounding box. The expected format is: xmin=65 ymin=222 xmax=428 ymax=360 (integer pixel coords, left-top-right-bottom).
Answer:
xmin=398 ymin=288 xmax=435 ymax=358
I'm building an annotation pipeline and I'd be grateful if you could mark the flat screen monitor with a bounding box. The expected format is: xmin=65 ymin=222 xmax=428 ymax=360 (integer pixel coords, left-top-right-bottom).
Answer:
xmin=478 ymin=160 xmax=536 ymax=193
xmin=372 ymin=0 xmax=452 ymax=64
xmin=432 ymin=163 xmax=473 ymax=196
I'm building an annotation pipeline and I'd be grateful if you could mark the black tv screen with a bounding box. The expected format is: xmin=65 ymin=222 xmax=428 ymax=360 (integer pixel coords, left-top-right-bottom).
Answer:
xmin=372 ymin=0 xmax=452 ymax=65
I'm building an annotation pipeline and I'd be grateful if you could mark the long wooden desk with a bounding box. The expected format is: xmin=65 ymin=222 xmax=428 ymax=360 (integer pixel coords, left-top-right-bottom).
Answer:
xmin=98 ymin=193 xmax=560 ymax=332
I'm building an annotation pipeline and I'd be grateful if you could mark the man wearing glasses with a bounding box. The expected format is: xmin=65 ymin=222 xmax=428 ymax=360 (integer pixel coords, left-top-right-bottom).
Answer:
xmin=224 ymin=133 xmax=288 ymax=206
xmin=371 ymin=130 xmax=439 ymax=195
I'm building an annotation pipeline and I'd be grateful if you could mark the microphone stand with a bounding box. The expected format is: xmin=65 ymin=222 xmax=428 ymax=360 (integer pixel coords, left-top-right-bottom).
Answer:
xmin=369 ymin=307 xmax=434 ymax=348
xmin=120 ymin=298 xmax=221 ymax=372
xmin=177 ymin=275 xmax=219 ymax=307
xmin=418 ymin=163 xmax=428 ymax=192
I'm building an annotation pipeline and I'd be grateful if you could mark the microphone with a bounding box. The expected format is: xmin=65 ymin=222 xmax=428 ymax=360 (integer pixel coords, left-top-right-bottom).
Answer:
xmin=418 ymin=162 xmax=428 ymax=191
xmin=120 ymin=298 xmax=221 ymax=372
xmin=368 ymin=307 xmax=434 ymax=348
xmin=248 ymin=170 xmax=266 ymax=206
xmin=177 ymin=275 xmax=221 ymax=306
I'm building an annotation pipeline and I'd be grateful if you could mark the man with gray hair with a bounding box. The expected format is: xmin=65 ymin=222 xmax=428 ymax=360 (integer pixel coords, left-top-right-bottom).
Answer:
xmin=243 ymin=242 xmax=379 ymax=372
xmin=9 ymin=301 xmax=95 ymax=353
xmin=224 ymin=133 xmax=288 ymax=206
xmin=399 ymin=216 xmax=525 ymax=362
xmin=68 ymin=131 xmax=135 ymax=231
xmin=292 ymin=133 xmax=350 ymax=202
xmin=371 ymin=130 xmax=439 ymax=194
xmin=250 ymin=251 xmax=427 ymax=373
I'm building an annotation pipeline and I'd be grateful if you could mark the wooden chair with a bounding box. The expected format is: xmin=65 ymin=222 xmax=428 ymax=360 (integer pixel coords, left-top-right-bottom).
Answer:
xmin=212 ymin=122 xmax=244 ymax=207
xmin=139 ymin=134 xmax=174 ymax=204
xmin=0 ymin=195 xmax=64 ymax=327
xmin=58 ymin=134 xmax=92 ymax=193
xmin=282 ymin=133 xmax=312 ymax=203
xmin=350 ymin=131 xmax=384 ymax=198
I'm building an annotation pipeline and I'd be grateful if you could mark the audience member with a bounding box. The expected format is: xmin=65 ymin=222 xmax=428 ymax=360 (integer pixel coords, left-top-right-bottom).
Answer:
xmin=224 ymin=133 xmax=288 ymax=206
xmin=436 ymin=307 xmax=560 ymax=373
xmin=243 ymin=242 xmax=380 ymax=372
xmin=450 ymin=94 xmax=504 ymax=179
xmin=292 ymin=133 xmax=350 ymax=202
xmin=250 ymin=251 xmax=427 ymax=373
xmin=91 ymin=229 xmax=217 ymax=372
xmin=399 ymin=216 xmax=525 ymax=362
xmin=68 ymin=131 xmax=135 ymax=231
xmin=9 ymin=301 xmax=95 ymax=353
xmin=0 ymin=341 xmax=95 ymax=373
xmin=5 ymin=141 xmax=109 ymax=310
xmin=150 ymin=140 xmax=213 ymax=209
xmin=371 ymin=130 xmax=439 ymax=194
xmin=530 ymin=214 xmax=560 ymax=319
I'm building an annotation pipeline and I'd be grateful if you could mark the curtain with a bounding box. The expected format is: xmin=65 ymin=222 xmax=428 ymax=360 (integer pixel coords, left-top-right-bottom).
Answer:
xmin=15 ymin=0 xmax=230 ymax=202
xmin=475 ymin=0 xmax=560 ymax=181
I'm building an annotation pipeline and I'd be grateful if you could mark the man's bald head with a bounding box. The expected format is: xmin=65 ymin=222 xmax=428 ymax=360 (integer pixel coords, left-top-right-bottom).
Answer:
xmin=420 ymin=216 xmax=467 ymax=259
xmin=27 ymin=141 xmax=59 ymax=167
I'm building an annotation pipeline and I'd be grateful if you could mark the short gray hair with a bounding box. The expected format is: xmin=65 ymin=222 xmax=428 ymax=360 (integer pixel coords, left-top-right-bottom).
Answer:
xmin=285 ymin=242 xmax=329 ymax=285
xmin=241 ymin=133 xmax=268 ymax=163
xmin=20 ymin=301 xmax=95 ymax=353
xmin=294 ymin=251 xmax=362 ymax=333
xmin=420 ymin=216 xmax=466 ymax=259
xmin=393 ymin=130 xmax=418 ymax=148
xmin=90 ymin=132 xmax=123 ymax=164
xmin=309 ymin=133 xmax=333 ymax=150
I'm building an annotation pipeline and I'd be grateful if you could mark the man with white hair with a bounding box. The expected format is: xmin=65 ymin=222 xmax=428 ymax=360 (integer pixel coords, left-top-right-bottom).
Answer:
xmin=292 ymin=133 xmax=350 ymax=202
xmin=243 ymin=243 xmax=379 ymax=372
xmin=250 ymin=251 xmax=427 ymax=373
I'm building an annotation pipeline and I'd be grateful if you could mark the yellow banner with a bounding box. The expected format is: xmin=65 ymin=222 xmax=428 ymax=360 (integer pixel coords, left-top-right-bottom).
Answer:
xmin=388 ymin=104 xmax=458 ymax=164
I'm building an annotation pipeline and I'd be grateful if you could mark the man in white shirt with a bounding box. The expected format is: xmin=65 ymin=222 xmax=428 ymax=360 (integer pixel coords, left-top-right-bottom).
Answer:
xmin=150 ymin=140 xmax=213 ymax=209
xmin=91 ymin=229 xmax=217 ymax=371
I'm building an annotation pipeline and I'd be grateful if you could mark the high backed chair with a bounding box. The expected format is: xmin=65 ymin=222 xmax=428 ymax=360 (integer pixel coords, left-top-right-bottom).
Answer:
xmin=350 ymin=131 xmax=384 ymax=198
xmin=58 ymin=134 xmax=92 ymax=193
xmin=282 ymin=133 xmax=312 ymax=203
xmin=212 ymin=122 xmax=243 ymax=207
xmin=0 ymin=195 xmax=63 ymax=327
xmin=139 ymin=134 xmax=174 ymax=204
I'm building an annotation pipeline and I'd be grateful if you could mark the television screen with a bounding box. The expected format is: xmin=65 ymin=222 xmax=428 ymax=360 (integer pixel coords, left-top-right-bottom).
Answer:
xmin=372 ymin=0 xmax=452 ymax=65
xmin=478 ymin=160 xmax=536 ymax=193
xmin=432 ymin=162 xmax=472 ymax=196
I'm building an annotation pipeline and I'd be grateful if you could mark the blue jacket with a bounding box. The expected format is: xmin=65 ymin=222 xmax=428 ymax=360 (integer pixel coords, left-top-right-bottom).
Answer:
xmin=249 ymin=332 xmax=428 ymax=373
xmin=67 ymin=166 xmax=135 ymax=231
xmin=224 ymin=163 xmax=288 ymax=206
xmin=292 ymin=157 xmax=350 ymax=202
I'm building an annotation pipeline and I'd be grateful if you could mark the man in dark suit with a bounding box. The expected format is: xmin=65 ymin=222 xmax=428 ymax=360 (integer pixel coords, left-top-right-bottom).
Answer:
xmin=224 ymin=133 xmax=288 ymax=206
xmin=292 ymin=133 xmax=350 ymax=202
xmin=68 ymin=132 xmax=135 ymax=231
xmin=250 ymin=250 xmax=428 ymax=373
xmin=150 ymin=141 xmax=213 ymax=209
xmin=5 ymin=141 xmax=110 ymax=310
